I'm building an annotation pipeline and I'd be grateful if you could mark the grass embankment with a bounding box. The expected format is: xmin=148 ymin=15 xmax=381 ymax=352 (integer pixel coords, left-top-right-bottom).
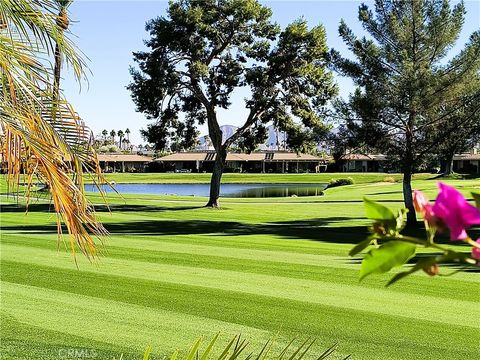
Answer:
xmin=1 ymin=176 xmax=479 ymax=359
xmin=93 ymin=172 xmax=433 ymax=184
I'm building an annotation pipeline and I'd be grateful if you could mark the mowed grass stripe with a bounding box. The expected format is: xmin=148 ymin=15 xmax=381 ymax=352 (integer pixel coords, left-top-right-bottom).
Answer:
xmin=1 ymin=232 xmax=355 ymax=268
xmin=1 ymin=281 xmax=275 ymax=358
xmin=2 ymin=243 xmax=478 ymax=328
xmin=1 ymin=314 xmax=136 ymax=359
xmin=2 ymin=262 xmax=478 ymax=360
xmin=2 ymin=233 xmax=478 ymax=302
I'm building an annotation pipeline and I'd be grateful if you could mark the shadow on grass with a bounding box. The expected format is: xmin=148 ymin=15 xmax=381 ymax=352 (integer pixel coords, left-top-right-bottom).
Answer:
xmin=429 ymin=173 xmax=480 ymax=180
xmin=368 ymin=190 xmax=404 ymax=195
xmin=2 ymin=216 xmax=369 ymax=244
xmin=348 ymin=251 xmax=480 ymax=273
xmin=0 ymin=203 xmax=201 ymax=213
xmin=4 ymin=213 xmax=479 ymax=248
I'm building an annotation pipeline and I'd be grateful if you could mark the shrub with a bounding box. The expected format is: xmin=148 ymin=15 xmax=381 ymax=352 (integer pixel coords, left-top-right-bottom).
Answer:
xmin=328 ymin=177 xmax=354 ymax=188
xmin=108 ymin=145 xmax=119 ymax=153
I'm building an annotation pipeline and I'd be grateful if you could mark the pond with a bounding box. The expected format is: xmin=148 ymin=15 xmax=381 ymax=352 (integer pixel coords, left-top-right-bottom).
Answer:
xmin=85 ymin=183 xmax=327 ymax=198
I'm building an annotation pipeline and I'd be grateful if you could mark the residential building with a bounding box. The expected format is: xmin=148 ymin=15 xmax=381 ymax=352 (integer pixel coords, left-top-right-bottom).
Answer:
xmin=154 ymin=151 xmax=328 ymax=173
xmin=97 ymin=154 xmax=152 ymax=173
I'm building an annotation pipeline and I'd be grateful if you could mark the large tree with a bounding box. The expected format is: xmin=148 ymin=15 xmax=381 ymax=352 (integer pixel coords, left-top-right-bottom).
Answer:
xmin=128 ymin=0 xmax=337 ymax=207
xmin=436 ymin=78 xmax=480 ymax=174
xmin=331 ymin=0 xmax=480 ymax=225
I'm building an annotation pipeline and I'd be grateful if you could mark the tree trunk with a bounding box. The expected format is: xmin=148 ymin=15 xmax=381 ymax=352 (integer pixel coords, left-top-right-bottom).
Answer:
xmin=53 ymin=9 xmax=68 ymax=104
xmin=404 ymin=124 xmax=416 ymax=226
xmin=53 ymin=43 xmax=62 ymax=103
xmin=206 ymin=147 xmax=226 ymax=207
xmin=443 ymin=151 xmax=455 ymax=176
xmin=205 ymin=107 xmax=225 ymax=207
xmin=403 ymin=169 xmax=416 ymax=226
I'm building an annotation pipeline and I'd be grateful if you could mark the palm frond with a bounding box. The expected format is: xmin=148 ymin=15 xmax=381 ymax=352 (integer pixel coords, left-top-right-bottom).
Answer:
xmin=0 ymin=0 xmax=87 ymax=82
xmin=136 ymin=335 xmax=347 ymax=360
xmin=0 ymin=0 xmax=106 ymax=258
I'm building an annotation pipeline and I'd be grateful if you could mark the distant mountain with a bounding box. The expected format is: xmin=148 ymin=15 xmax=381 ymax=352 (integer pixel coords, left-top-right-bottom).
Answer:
xmin=196 ymin=124 xmax=337 ymax=152
xmin=264 ymin=125 xmax=287 ymax=150
xmin=197 ymin=125 xmax=238 ymax=150
xmin=197 ymin=135 xmax=212 ymax=150
xmin=197 ymin=124 xmax=288 ymax=151
xmin=220 ymin=125 xmax=238 ymax=144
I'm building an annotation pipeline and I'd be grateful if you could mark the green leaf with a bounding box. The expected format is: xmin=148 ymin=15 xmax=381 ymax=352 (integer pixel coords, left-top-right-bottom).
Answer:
xmin=200 ymin=333 xmax=219 ymax=360
xmin=185 ymin=337 xmax=202 ymax=360
xmin=169 ymin=351 xmax=178 ymax=360
xmin=363 ymin=197 xmax=396 ymax=220
xmin=143 ymin=345 xmax=152 ymax=360
xmin=386 ymin=258 xmax=436 ymax=287
xmin=395 ymin=208 xmax=409 ymax=232
xmin=360 ymin=241 xmax=416 ymax=280
xmin=472 ymin=192 xmax=480 ymax=208
xmin=349 ymin=236 xmax=375 ymax=257
xmin=317 ymin=343 xmax=338 ymax=360
xmin=218 ymin=336 xmax=236 ymax=360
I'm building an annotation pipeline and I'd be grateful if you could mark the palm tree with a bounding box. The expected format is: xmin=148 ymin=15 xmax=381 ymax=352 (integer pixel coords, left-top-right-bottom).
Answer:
xmin=110 ymin=129 xmax=116 ymax=144
xmin=102 ymin=129 xmax=108 ymax=144
xmin=0 ymin=0 xmax=106 ymax=258
xmin=52 ymin=0 xmax=73 ymax=103
xmin=123 ymin=139 xmax=131 ymax=152
xmin=125 ymin=128 xmax=130 ymax=142
xmin=117 ymin=130 xmax=124 ymax=149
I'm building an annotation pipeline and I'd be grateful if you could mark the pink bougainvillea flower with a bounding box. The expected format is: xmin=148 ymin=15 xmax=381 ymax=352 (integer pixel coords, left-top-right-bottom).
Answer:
xmin=413 ymin=190 xmax=430 ymax=213
xmin=431 ymin=183 xmax=480 ymax=240
xmin=413 ymin=190 xmax=437 ymax=224
xmin=472 ymin=239 xmax=480 ymax=260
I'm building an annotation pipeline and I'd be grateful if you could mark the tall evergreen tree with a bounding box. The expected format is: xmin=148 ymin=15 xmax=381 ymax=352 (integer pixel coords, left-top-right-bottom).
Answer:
xmin=331 ymin=0 xmax=480 ymax=225
xmin=436 ymin=77 xmax=480 ymax=174
xmin=128 ymin=0 xmax=337 ymax=207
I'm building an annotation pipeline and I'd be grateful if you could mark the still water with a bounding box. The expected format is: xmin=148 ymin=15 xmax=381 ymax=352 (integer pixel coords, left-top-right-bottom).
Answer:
xmin=85 ymin=183 xmax=327 ymax=198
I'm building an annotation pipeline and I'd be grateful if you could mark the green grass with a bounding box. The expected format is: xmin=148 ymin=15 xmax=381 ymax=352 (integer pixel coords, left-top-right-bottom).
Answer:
xmin=1 ymin=176 xmax=479 ymax=359
xmin=91 ymin=172 xmax=434 ymax=184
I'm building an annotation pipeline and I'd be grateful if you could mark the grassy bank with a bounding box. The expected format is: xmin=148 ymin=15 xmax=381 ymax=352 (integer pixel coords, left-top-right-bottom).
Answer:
xmin=89 ymin=172 xmax=435 ymax=184
xmin=1 ymin=178 xmax=479 ymax=359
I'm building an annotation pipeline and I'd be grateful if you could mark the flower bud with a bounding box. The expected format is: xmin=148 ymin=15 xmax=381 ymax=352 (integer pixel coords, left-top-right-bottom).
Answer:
xmin=371 ymin=222 xmax=387 ymax=236
xmin=413 ymin=190 xmax=429 ymax=213
xmin=422 ymin=264 xmax=439 ymax=276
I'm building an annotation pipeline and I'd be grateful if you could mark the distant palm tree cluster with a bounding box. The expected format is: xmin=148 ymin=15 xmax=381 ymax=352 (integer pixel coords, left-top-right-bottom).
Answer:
xmin=97 ymin=128 xmax=132 ymax=152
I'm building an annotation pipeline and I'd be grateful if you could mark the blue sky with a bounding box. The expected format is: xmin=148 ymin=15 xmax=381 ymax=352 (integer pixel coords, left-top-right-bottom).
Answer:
xmin=63 ymin=0 xmax=480 ymax=144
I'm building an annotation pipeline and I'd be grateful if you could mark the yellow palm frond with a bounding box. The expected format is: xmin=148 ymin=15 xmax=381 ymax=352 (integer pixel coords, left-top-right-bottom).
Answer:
xmin=0 ymin=0 xmax=106 ymax=259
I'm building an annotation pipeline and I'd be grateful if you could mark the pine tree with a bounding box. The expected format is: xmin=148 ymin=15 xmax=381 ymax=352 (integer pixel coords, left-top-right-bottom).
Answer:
xmin=436 ymin=77 xmax=480 ymax=174
xmin=331 ymin=0 xmax=480 ymax=225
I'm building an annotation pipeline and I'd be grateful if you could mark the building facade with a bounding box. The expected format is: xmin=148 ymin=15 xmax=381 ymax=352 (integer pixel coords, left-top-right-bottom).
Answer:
xmin=453 ymin=153 xmax=480 ymax=174
xmin=155 ymin=151 xmax=328 ymax=173
xmin=338 ymin=154 xmax=388 ymax=172
xmin=97 ymin=154 xmax=152 ymax=173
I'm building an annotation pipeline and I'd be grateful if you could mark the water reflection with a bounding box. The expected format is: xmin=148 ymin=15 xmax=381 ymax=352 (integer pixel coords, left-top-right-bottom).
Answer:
xmin=85 ymin=183 xmax=327 ymax=198
xmin=229 ymin=184 xmax=326 ymax=197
